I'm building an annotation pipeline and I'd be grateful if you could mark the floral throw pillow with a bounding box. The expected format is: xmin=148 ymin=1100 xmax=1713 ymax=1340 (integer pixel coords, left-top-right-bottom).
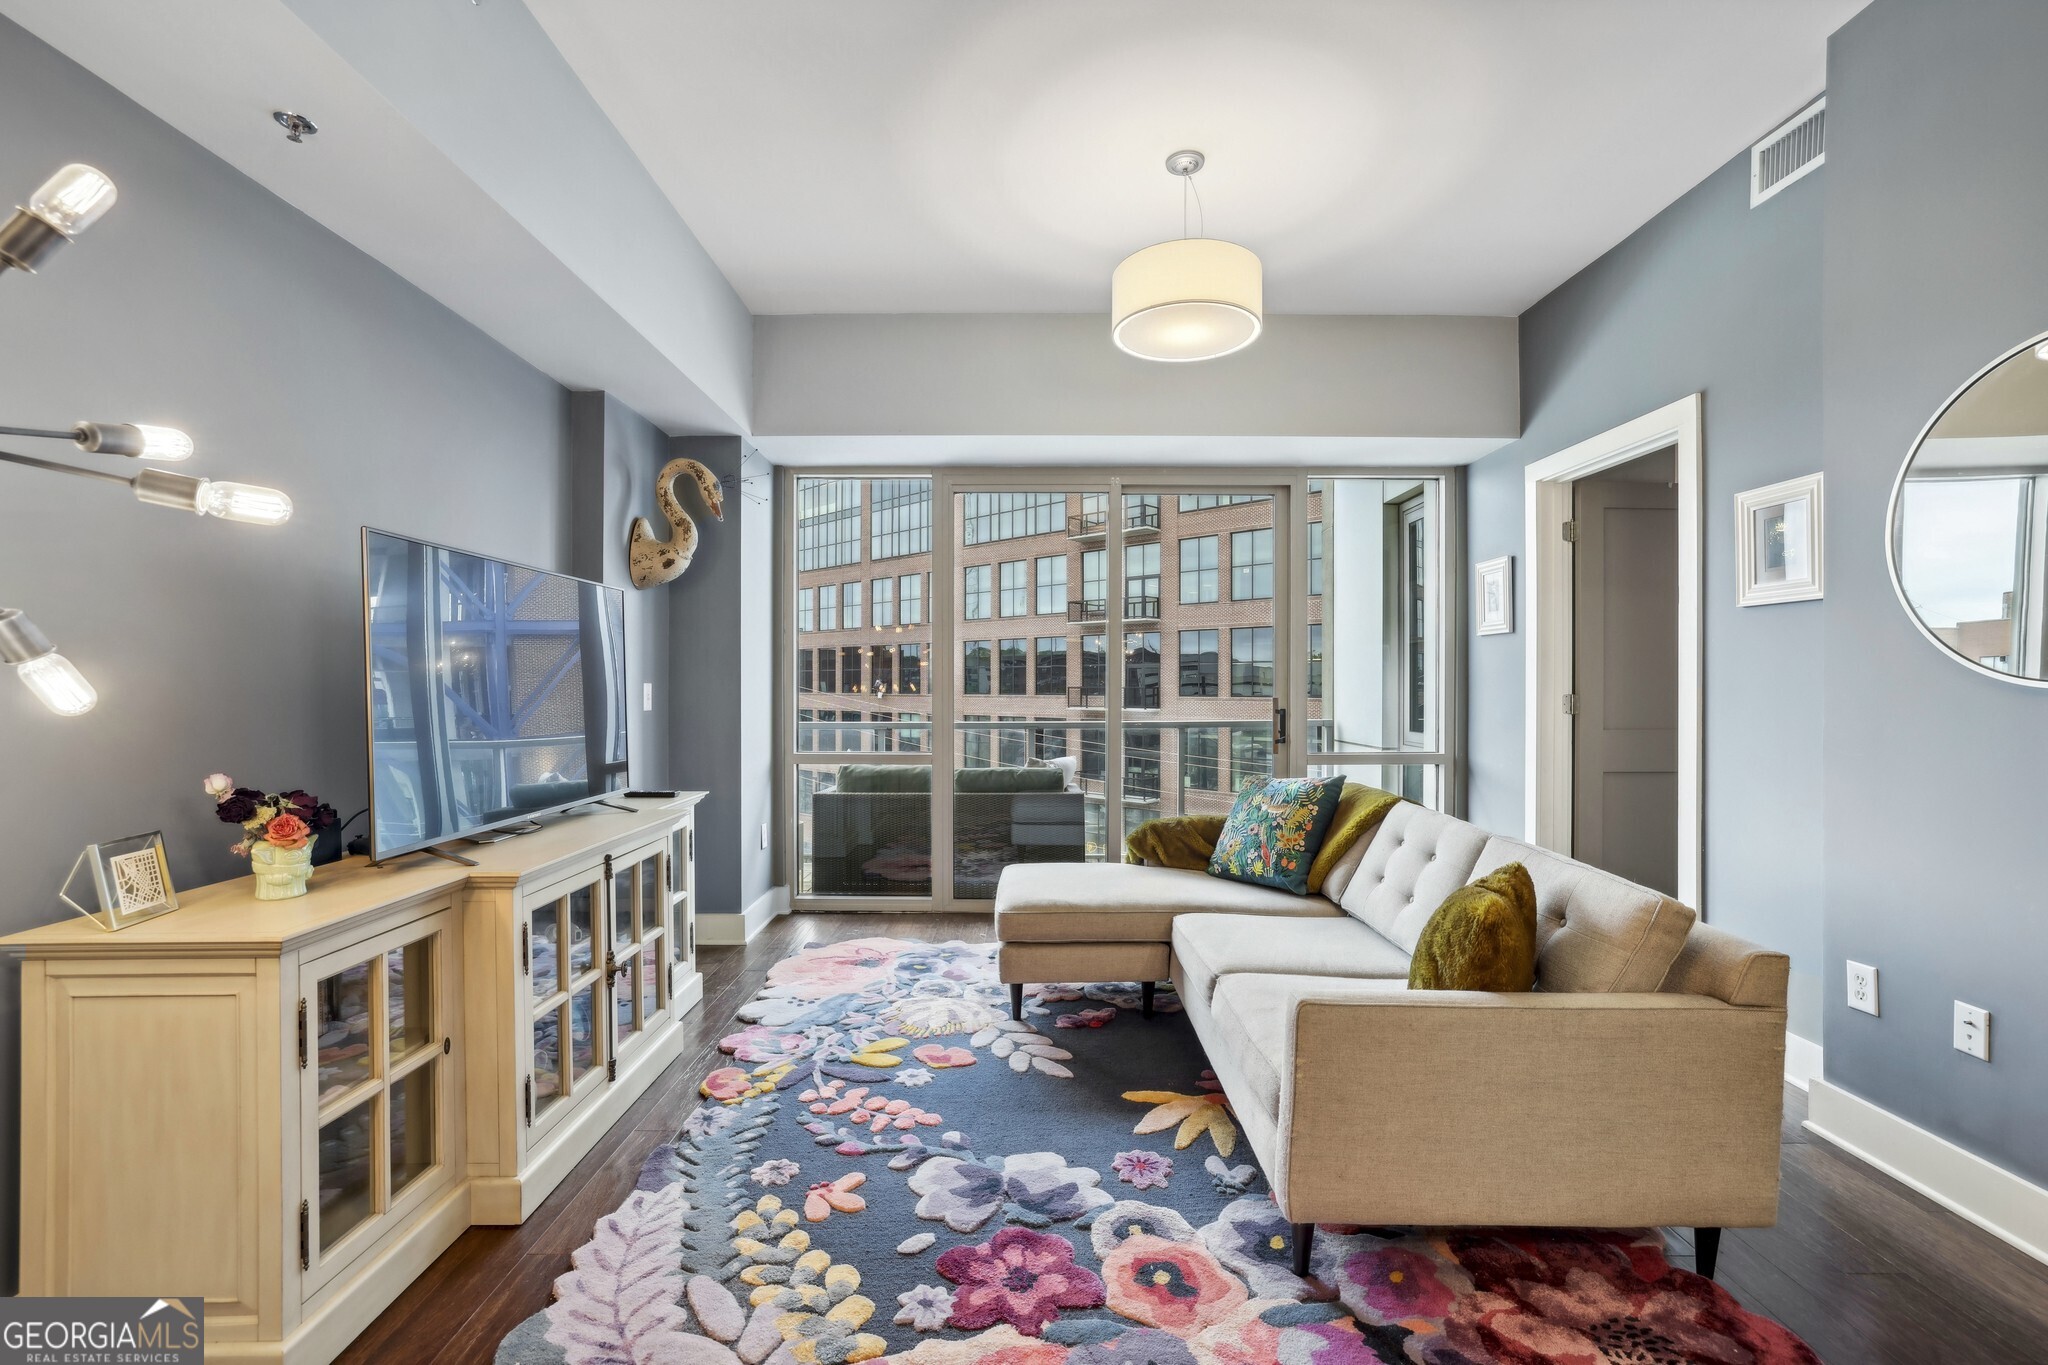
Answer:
xmin=1206 ymin=774 xmax=1347 ymax=895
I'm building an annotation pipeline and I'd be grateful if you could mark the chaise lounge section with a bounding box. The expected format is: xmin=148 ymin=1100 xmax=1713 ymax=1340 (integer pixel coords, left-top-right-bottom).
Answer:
xmin=994 ymin=800 xmax=1788 ymax=1279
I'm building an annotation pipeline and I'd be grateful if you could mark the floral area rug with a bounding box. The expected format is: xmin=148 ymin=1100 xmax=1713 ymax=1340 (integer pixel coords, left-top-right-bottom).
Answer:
xmin=495 ymin=937 xmax=1819 ymax=1365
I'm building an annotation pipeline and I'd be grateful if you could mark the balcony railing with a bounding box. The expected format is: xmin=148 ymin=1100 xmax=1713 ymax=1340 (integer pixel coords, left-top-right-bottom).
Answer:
xmin=1068 ymin=596 xmax=1161 ymax=623
xmin=1066 ymin=505 xmax=1162 ymax=540
xmin=1066 ymin=684 xmax=1159 ymax=711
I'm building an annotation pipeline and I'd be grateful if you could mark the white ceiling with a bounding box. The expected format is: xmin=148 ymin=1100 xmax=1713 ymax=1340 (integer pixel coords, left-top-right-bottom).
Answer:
xmin=529 ymin=0 xmax=1866 ymax=317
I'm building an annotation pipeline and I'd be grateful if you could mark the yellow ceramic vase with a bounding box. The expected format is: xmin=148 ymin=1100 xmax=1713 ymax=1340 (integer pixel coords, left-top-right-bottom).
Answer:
xmin=250 ymin=839 xmax=314 ymax=900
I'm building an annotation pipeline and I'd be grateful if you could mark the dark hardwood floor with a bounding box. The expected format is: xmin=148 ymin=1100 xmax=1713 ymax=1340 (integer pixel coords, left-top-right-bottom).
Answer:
xmin=340 ymin=913 xmax=2048 ymax=1365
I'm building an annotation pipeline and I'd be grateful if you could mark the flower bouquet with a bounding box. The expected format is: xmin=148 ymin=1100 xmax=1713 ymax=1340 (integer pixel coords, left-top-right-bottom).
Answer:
xmin=205 ymin=774 xmax=339 ymax=900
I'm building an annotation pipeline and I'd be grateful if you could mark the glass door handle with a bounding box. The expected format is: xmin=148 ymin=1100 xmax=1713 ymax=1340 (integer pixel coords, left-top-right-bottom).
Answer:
xmin=1274 ymin=706 xmax=1289 ymax=747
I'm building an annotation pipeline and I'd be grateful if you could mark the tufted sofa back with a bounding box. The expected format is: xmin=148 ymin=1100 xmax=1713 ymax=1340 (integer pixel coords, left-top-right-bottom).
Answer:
xmin=1335 ymin=803 xmax=1488 ymax=952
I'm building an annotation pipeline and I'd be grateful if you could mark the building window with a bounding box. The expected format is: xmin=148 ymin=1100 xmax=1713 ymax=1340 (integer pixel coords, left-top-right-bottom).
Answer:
xmin=964 ymin=564 xmax=992 ymax=620
xmin=872 ymin=710 xmax=894 ymax=752
xmin=818 ymin=648 xmax=838 ymax=694
xmin=999 ymin=560 xmax=1029 ymax=617
xmin=797 ymin=478 xmax=862 ymax=570
xmin=998 ymin=639 xmax=1028 ymax=695
xmin=899 ymin=642 xmax=924 ymax=695
xmin=842 ymin=581 xmax=862 ymax=630
xmin=1307 ymin=521 xmax=1325 ymax=597
xmin=1035 ymin=555 xmax=1066 ymax=615
xmin=1081 ymin=549 xmax=1106 ymax=614
xmin=1125 ymin=730 xmax=1161 ymax=802
xmin=870 ymin=644 xmax=894 ymax=696
xmin=1178 ymin=629 xmax=1219 ymax=697
xmin=797 ymin=587 xmax=814 ymax=632
xmin=1231 ymin=728 xmax=1271 ymax=789
xmin=872 ymin=577 xmax=894 ymax=627
xmin=1124 ymin=542 xmax=1160 ymax=615
xmin=1178 ymin=493 xmax=1265 ymax=512
xmin=818 ymin=583 xmax=839 ymax=631
xmin=1080 ymin=633 xmax=1107 ymax=700
xmin=1183 ymin=728 xmax=1219 ymax=791
xmin=1179 ymin=536 xmax=1218 ymax=603
xmin=1231 ymin=529 xmax=1273 ymax=600
xmin=962 ymin=492 xmax=1065 ymax=545
xmin=962 ymin=641 xmax=991 ymax=695
xmin=798 ymin=648 xmax=814 ymax=692
xmin=841 ymin=646 xmax=863 ymax=695
xmin=797 ymin=707 xmax=815 ymax=754
xmin=1079 ymin=725 xmax=1105 ymax=781
xmin=961 ymin=716 xmax=991 ymax=768
xmin=898 ymin=717 xmax=925 ymax=753
xmin=1124 ymin=630 xmax=1160 ymax=709
xmin=1308 ymin=622 xmax=1324 ymax=700
xmin=899 ymin=573 xmax=923 ymax=625
xmin=1033 ymin=726 xmax=1068 ymax=761
xmin=870 ymin=478 xmax=931 ymax=560
xmin=1035 ymin=637 xmax=1067 ymax=695
xmin=1231 ymin=626 xmax=1274 ymax=697
xmin=998 ymin=718 xmax=1027 ymax=768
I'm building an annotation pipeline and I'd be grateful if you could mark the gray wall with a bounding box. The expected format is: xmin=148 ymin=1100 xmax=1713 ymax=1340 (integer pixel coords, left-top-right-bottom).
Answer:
xmin=569 ymin=391 xmax=673 ymax=786
xmin=666 ymin=436 xmax=777 ymax=918
xmin=1820 ymin=0 xmax=2048 ymax=1185
xmin=755 ymin=313 xmax=1519 ymax=441
xmin=1466 ymin=147 xmax=1827 ymax=1038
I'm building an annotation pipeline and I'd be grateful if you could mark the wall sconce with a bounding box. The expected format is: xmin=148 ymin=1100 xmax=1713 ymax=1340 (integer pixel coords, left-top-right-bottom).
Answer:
xmin=0 ymin=164 xmax=117 ymax=275
xmin=0 ymin=446 xmax=292 ymax=524
xmin=0 ymin=608 xmax=96 ymax=716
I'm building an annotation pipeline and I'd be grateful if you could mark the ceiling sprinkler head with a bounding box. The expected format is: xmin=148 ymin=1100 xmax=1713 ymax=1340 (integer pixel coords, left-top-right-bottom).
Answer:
xmin=273 ymin=111 xmax=319 ymax=144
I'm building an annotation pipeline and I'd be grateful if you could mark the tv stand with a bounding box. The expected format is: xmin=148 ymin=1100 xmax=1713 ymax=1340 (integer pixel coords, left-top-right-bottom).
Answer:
xmin=591 ymin=797 xmax=636 ymax=812
xmin=4 ymin=794 xmax=706 ymax=1365
xmin=464 ymin=821 xmax=541 ymax=845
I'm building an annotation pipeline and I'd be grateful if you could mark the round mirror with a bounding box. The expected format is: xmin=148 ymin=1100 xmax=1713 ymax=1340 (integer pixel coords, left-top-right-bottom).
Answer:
xmin=1889 ymin=330 xmax=2048 ymax=685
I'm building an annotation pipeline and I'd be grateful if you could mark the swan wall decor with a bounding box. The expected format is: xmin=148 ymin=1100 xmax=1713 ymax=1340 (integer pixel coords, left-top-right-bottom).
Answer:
xmin=628 ymin=458 xmax=725 ymax=588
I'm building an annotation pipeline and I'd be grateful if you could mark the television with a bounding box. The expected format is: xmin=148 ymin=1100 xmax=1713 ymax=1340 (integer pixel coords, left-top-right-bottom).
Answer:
xmin=362 ymin=529 xmax=630 ymax=861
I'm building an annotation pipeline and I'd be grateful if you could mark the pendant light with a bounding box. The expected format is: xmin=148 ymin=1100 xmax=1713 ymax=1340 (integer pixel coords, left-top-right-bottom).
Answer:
xmin=1111 ymin=151 xmax=1263 ymax=363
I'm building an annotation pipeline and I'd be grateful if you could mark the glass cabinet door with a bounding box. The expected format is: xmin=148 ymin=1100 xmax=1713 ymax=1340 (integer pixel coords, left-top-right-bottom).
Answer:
xmin=606 ymin=843 xmax=669 ymax=1066
xmin=300 ymin=910 xmax=452 ymax=1293
xmin=524 ymin=873 xmax=605 ymax=1141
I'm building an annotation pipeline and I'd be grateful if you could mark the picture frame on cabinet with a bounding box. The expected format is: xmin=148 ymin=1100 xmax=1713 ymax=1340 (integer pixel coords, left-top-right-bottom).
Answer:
xmin=1475 ymin=555 xmax=1514 ymax=635
xmin=59 ymin=830 xmax=179 ymax=930
xmin=1736 ymin=473 xmax=1824 ymax=606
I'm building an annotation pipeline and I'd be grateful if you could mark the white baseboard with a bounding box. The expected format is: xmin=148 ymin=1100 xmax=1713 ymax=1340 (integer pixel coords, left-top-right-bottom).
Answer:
xmin=1806 ymin=1078 xmax=2048 ymax=1267
xmin=1783 ymin=1030 xmax=1823 ymax=1091
xmin=697 ymin=885 xmax=789 ymax=946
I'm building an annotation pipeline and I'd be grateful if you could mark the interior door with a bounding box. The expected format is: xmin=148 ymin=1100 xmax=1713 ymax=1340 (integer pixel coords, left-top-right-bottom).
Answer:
xmin=1572 ymin=477 xmax=1679 ymax=895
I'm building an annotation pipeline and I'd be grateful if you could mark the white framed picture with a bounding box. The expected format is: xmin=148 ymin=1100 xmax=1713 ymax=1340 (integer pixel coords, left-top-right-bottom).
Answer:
xmin=1475 ymin=555 xmax=1514 ymax=635
xmin=1736 ymin=473 xmax=1824 ymax=606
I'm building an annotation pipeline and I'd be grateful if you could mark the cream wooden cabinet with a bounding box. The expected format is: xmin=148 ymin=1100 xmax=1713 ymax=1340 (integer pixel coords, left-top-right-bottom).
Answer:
xmin=6 ymin=794 xmax=704 ymax=1365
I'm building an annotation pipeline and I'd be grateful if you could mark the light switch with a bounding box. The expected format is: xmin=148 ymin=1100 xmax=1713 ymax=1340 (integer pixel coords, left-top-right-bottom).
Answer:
xmin=1954 ymin=1002 xmax=1990 ymax=1062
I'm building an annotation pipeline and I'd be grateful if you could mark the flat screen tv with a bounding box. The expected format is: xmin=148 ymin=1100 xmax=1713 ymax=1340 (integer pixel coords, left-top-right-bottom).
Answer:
xmin=362 ymin=528 xmax=630 ymax=861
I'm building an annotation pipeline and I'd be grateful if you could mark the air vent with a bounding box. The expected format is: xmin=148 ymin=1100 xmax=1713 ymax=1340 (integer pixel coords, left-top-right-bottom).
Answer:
xmin=1751 ymin=97 xmax=1825 ymax=207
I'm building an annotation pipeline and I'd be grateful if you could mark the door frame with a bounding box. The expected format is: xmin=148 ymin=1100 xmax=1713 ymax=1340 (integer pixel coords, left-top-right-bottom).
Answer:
xmin=1522 ymin=393 xmax=1704 ymax=909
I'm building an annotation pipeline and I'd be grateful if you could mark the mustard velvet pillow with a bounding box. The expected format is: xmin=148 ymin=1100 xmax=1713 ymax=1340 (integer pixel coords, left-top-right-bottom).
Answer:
xmin=1409 ymin=862 xmax=1539 ymax=992
xmin=1124 ymin=815 xmax=1227 ymax=870
xmin=1304 ymin=782 xmax=1401 ymax=895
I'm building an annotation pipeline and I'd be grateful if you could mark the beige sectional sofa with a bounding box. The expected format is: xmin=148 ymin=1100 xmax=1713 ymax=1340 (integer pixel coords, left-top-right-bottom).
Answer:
xmin=994 ymin=800 xmax=1788 ymax=1280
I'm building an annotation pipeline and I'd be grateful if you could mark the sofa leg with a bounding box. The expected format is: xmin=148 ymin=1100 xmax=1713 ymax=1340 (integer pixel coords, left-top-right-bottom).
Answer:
xmin=1141 ymin=981 xmax=1156 ymax=1018
xmin=1291 ymin=1222 xmax=1313 ymax=1277
xmin=1694 ymin=1226 xmax=1721 ymax=1280
xmin=1009 ymin=983 xmax=1024 ymax=1021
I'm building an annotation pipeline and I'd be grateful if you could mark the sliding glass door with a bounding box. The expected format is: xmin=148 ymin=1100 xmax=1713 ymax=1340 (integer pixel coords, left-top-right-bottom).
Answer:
xmin=786 ymin=468 xmax=1454 ymax=910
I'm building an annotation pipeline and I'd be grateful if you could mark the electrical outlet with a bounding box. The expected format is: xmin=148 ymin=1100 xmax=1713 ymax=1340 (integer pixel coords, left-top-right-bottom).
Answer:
xmin=1846 ymin=961 xmax=1879 ymax=1016
xmin=760 ymin=823 xmax=770 ymax=849
xmin=1955 ymin=1002 xmax=1991 ymax=1061
xmin=642 ymin=682 xmax=654 ymax=711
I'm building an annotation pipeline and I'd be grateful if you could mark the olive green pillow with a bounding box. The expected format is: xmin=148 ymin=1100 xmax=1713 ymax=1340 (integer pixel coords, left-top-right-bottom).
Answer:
xmin=1124 ymin=815 xmax=1228 ymax=870
xmin=1409 ymin=862 xmax=1539 ymax=991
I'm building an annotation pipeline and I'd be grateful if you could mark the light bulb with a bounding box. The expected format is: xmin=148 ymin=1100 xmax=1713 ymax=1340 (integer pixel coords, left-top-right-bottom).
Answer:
xmin=15 ymin=652 xmax=97 ymax=716
xmin=27 ymin=164 xmax=117 ymax=237
xmin=196 ymin=479 xmax=293 ymax=525
xmin=133 ymin=425 xmax=193 ymax=461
